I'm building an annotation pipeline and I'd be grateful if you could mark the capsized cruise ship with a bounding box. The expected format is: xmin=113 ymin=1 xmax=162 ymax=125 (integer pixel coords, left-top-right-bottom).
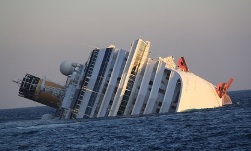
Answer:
xmin=14 ymin=39 xmax=233 ymax=119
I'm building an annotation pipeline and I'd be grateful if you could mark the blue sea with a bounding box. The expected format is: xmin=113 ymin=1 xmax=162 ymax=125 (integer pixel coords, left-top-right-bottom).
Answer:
xmin=0 ymin=90 xmax=250 ymax=151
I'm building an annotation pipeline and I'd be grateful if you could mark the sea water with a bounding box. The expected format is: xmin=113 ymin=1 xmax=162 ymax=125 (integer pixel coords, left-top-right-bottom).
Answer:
xmin=0 ymin=90 xmax=250 ymax=150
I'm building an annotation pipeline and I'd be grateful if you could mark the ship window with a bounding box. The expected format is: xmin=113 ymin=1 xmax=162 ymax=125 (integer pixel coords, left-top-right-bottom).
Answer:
xmin=83 ymin=82 xmax=88 ymax=86
xmin=88 ymin=99 xmax=95 ymax=107
xmin=122 ymin=95 xmax=129 ymax=101
xmin=159 ymin=88 xmax=165 ymax=94
xmin=76 ymin=105 xmax=80 ymax=109
xmin=126 ymin=83 xmax=133 ymax=89
xmin=166 ymin=70 xmax=171 ymax=79
xmin=85 ymin=107 xmax=92 ymax=115
xmin=79 ymin=96 xmax=83 ymax=100
xmin=124 ymin=90 xmax=131 ymax=96
xmin=109 ymin=100 xmax=113 ymax=105
xmin=169 ymin=79 xmax=181 ymax=112
xmin=143 ymin=103 xmax=146 ymax=108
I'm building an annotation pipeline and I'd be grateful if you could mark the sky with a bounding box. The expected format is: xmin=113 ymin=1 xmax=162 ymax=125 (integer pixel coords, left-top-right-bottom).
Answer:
xmin=0 ymin=0 xmax=251 ymax=109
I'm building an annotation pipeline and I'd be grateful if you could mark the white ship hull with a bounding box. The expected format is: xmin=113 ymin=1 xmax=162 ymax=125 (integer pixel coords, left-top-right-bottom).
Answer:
xmin=15 ymin=39 xmax=233 ymax=119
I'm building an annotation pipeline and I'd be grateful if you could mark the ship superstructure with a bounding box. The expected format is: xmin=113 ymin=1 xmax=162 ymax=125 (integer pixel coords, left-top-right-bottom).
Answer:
xmin=14 ymin=39 xmax=233 ymax=119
